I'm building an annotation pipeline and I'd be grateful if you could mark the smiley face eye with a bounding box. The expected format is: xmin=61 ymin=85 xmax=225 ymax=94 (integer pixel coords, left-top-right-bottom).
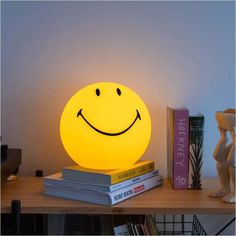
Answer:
xmin=96 ymin=88 xmax=100 ymax=96
xmin=117 ymin=88 xmax=121 ymax=96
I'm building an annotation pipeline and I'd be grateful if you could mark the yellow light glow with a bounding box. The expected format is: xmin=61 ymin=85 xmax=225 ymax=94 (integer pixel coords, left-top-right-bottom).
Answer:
xmin=60 ymin=82 xmax=151 ymax=169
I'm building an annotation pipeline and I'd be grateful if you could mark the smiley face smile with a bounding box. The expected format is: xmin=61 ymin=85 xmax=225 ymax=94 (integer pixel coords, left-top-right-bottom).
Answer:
xmin=77 ymin=108 xmax=141 ymax=136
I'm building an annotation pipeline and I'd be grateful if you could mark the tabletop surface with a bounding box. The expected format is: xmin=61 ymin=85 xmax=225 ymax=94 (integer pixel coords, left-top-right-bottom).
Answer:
xmin=1 ymin=177 xmax=235 ymax=214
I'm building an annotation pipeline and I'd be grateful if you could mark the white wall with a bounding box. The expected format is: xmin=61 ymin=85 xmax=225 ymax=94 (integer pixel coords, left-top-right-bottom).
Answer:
xmin=2 ymin=1 xmax=235 ymax=177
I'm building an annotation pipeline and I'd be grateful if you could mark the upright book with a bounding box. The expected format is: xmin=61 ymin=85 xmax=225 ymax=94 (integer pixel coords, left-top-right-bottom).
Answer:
xmin=167 ymin=106 xmax=189 ymax=189
xmin=62 ymin=160 xmax=154 ymax=185
xmin=189 ymin=114 xmax=204 ymax=189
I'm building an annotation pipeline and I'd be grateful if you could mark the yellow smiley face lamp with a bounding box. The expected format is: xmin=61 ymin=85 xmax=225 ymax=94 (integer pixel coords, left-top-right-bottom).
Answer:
xmin=60 ymin=82 xmax=151 ymax=169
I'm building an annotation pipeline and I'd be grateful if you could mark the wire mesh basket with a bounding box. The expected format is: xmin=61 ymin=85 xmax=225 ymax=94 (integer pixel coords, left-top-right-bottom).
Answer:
xmin=154 ymin=214 xmax=207 ymax=235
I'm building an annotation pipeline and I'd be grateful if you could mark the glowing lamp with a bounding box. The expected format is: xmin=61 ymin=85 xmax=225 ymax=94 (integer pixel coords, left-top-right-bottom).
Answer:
xmin=60 ymin=82 xmax=151 ymax=169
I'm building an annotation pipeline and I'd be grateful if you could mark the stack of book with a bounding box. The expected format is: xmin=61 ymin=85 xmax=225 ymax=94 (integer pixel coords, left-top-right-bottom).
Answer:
xmin=44 ymin=160 xmax=162 ymax=205
xmin=167 ymin=106 xmax=204 ymax=189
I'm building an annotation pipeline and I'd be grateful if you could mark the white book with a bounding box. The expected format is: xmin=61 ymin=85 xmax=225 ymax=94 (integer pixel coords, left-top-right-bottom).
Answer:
xmin=44 ymin=175 xmax=162 ymax=206
xmin=113 ymin=224 xmax=130 ymax=235
xmin=44 ymin=170 xmax=160 ymax=193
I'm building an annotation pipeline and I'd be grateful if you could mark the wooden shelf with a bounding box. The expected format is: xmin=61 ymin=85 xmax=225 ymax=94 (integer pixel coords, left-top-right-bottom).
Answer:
xmin=1 ymin=177 xmax=234 ymax=215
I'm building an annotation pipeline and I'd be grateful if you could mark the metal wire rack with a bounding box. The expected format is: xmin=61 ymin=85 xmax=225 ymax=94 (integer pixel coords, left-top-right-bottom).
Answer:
xmin=154 ymin=214 xmax=207 ymax=235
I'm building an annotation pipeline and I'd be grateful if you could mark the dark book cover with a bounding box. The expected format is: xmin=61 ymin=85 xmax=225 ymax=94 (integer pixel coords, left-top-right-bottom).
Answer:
xmin=189 ymin=115 xmax=204 ymax=189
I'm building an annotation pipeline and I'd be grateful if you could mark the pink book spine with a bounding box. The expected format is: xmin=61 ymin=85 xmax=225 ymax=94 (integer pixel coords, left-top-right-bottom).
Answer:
xmin=173 ymin=109 xmax=189 ymax=189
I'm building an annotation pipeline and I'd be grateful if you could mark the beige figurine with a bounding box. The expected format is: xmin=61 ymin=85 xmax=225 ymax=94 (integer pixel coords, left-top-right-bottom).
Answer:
xmin=209 ymin=109 xmax=235 ymax=203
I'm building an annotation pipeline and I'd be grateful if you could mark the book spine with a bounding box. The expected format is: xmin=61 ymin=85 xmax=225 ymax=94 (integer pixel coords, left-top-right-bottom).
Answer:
xmin=111 ymin=161 xmax=154 ymax=185
xmin=173 ymin=109 xmax=189 ymax=189
xmin=167 ymin=107 xmax=174 ymax=183
xmin=110 ymin=175 xmax=161 ymax=205
xmin=145 ymin=215 xmax=159 ymax=235
xmin=109 ymin=170 xmax=159 ymax=192
xmin=189 ymin=116 xmax=204 ymax=189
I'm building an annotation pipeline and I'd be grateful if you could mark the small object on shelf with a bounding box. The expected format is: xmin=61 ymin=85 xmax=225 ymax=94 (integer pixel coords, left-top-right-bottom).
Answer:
xmin=1 ymin=145 xmax=21 ymax=183
xmin=189 ymin=114 xmax=204 ymax=189
xmin=209 ymin=108 xmax=235 ymax=203
xmin=35 ymin=170 xmax=44 ymax=177
xmin=7 ymin=175 xmax=18 ymax=181
xmin=1 ymin=145 xmax=8 ymax=162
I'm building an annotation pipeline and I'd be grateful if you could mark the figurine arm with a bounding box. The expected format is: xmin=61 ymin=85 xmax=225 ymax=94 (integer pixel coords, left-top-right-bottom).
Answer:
xmin=227 ymin=128 xmax=235 ymax=167
xmin=213 ymin=127 xmax=228 ymax=162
